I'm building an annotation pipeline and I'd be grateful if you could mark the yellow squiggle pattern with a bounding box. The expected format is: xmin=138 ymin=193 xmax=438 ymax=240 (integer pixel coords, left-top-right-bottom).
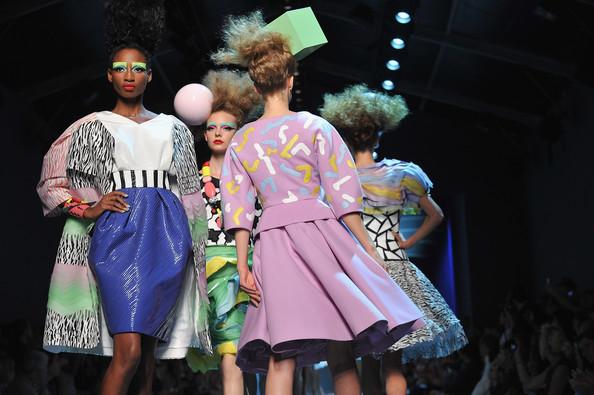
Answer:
xmin=329 ymin=154 xmax=338 ymax=173
xmin=296 ymin=164 xmax=312 ymax=183
xmin=232 ymin=207 xmax=244 ymax=225
xmin=226 ymin=180 xmax=240 ymax=195
xmin=243 ymin=159 xmax=260 ymax=173
xmin=280 ymin=135 xmax=299 ymax=159
xmin=235 ymin=127 xmax=254 ymax=152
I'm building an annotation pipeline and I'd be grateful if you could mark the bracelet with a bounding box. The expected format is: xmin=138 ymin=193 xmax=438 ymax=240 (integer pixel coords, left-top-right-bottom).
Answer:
xmin=62 ymin=197 xmax=91 ymax=219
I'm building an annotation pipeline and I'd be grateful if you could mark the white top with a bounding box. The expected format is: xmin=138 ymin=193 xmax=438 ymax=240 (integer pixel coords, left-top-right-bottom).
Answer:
xmin=96 ymin=111 xmax=175 ymax=173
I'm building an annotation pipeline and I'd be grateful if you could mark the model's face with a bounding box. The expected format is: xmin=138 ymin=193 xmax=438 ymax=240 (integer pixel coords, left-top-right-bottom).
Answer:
xmin=107 ymin=48 xmax=152 ymax=99
xmin=204 ymin=111 xmax=238 ymax=155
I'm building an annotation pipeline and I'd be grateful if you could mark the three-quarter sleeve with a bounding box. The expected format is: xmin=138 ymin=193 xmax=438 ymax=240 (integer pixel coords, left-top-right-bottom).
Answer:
xmin=315 ymin=119 xmax=363 ymax=218
xmin=38 ymin=115 xmax=105 ymax=217
xmin=221 ymin=148 xmax=257 ymax=232
xmin=172 ymin=119 xmax=201 ymax=196
xmin=401 ymin=163 xmax=433 ymax=206
xmin=37 ymin=130 xmax=74 ymax=217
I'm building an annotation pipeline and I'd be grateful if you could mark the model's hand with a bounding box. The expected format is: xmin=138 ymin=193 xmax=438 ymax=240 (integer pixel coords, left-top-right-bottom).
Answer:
xmin=392 ymin=231 xmax=413 ymax=250
xmin=239 ymin=268 xmax=261 ymax=307
xmin=83 ymin=191 xmax=129 ymax=219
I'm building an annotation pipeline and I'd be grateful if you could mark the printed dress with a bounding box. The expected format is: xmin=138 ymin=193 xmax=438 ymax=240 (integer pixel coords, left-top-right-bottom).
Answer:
xmin=220 ymin=111 xmax=425 ymax=373
xmin=186 ymin=162 xmax=259 ymax=373
xmin=358 ymin=159 xmax=468 ymax=362
xmin=37 ymin=111 xmax=211 ymax=358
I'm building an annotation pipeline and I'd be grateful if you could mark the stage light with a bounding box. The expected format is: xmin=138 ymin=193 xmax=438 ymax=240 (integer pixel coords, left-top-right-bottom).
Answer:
xmin=386 ymin=59 xmax=400 ymax=71
xmin=395 ymin=11 xmax=411 ymax=24
xmin=382 ymin=80 xmax=395 ymax=90
xmin=391 ymin=38 xmax=405 ymax=49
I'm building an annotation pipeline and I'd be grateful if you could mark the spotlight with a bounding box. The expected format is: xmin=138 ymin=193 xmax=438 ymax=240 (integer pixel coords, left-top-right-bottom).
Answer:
xmin=395 ymin=11 xmax=411 ymax=24
xmin=382 ymin=80 xmax=395 ymax=90
xmin=390 ymin=38 xmax=405 ymax=49
xmin=386 ymin=60 xmax=400 ymax=71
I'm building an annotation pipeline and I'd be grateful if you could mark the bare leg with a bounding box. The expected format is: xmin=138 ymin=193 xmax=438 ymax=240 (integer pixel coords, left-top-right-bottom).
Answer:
xmin=265 ymin=356 xmax=295 ymax=395
xmin=361 ymin=354 xmax=382 ymax=395
xmin=129 ymin=335 xmax=157 ymax=395
xmin=100 ymin=333 xmax=142 ymax=395
xmin=383 ymin=351 xmax=406 ymax=395
xmin=221 ymin=354 xmax=244 ymax=395
xmin=327 ymin=341 xmax=361 ymax=395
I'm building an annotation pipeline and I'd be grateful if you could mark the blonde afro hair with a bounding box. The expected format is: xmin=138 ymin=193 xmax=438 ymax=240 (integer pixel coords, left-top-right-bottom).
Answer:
xmin=201 ymin=69 xmax=262 ymax=126
xmin=211 ymin=11 xmax=296 ymax=96
xmin=320 ymin=84 xmax=409 ymax=152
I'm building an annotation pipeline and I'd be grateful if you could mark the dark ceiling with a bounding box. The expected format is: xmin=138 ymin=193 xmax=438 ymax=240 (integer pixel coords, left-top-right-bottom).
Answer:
xmin=2 ymin=0 xmax=594 ymax=148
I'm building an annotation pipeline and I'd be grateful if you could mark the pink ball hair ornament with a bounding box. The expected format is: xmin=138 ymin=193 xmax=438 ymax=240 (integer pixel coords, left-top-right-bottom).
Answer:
xmin=174 ymin=83 xmax=213 ymax=125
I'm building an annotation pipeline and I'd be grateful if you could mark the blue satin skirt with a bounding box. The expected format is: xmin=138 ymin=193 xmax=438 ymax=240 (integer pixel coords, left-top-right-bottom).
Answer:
xmin=88 ymin=187 xmax=192 ymax=341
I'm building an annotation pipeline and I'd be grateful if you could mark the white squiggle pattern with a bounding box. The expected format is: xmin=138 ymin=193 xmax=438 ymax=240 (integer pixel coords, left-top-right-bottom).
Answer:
xmin=282 ymin=191 xmax=298 ymax=203
xmin=225 ymin=202 xmax=231 ymax=213
xmin=235 ymin=175 xmax=244 ymax=184
xmin=304 ymin=115 xmax=315 ymax=129
xmin=254 ymin=143 xmax=276 ymax=175
xmin=333 ymin=175 xmax=352 ymax=191
xmin=291 ymin=143 xmax=311 ymax=156
xmin=278 ymin=125 xmax=289 ymax=144
xmin=316 ymin=134 xmax=326 ymax=155
xmin=342 ymin=194 xmax=355 ymax=203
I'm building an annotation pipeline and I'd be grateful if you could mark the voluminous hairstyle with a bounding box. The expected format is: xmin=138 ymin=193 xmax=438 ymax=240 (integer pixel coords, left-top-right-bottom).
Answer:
xmin=211 ymin=11 xmax=296 ymax=96
xmin=201 ymin=69 xmax=263 ymax=126
xmin=104 ymin=0 xmax=166 ymax=66
xmin=320 ymin=84 xmax=409 ymax=152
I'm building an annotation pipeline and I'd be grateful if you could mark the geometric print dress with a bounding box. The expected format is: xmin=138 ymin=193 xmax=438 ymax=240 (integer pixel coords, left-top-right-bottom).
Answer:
xmin=359 ymin=158 xmax=468 ymax=363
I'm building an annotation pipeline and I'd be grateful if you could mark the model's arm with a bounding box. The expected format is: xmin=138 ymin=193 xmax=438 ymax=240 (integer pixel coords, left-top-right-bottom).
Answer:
xmin=341 ymin=213 xmax=386 ymax=269
xmin=396 ymin=195 xmax=444 ymax=249
xmin=234 ymin=229 xmax=260 ymax=306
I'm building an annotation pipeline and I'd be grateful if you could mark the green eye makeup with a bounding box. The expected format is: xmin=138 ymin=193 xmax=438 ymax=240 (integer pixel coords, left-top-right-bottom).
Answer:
xmin=206 ymin=121 xmax=238 ymax=130
xmin=111 ymin=62 xmax=127 ymax=72
xmin=111 ymin=62 xmax=148 ymax=73
xmin=132 ymin=62 xmax=147 ymax=73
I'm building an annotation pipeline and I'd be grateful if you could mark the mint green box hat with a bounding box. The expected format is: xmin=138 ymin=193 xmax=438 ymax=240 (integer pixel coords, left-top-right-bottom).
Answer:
xmin=265 ymin=7 xmax=328 ymax=60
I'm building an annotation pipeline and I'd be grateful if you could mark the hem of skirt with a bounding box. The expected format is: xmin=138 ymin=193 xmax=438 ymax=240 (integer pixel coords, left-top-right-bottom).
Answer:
xmin=401 ymin=321 xmax=468 ymax=363
xmin=384 ymin=321 xmax=468 ymax=363
xmin=109 ymin=329 xmax=169 ymax=343
xmin=43 ymin=344 xmax=113 ymax=357
xmin=236 ymin=319 xmax=422 ymax=374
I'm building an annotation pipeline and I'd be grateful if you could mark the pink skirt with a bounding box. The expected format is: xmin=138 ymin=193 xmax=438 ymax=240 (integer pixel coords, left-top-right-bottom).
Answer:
xmin=236 ymin=218 xmax=425 ymax=373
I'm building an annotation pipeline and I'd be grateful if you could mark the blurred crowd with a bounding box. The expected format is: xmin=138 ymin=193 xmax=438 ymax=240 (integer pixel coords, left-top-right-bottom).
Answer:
xmin=402 ymin=279 xmax=594 ymax=395
xmin=1 ymin=278 xmax=593 ymax=394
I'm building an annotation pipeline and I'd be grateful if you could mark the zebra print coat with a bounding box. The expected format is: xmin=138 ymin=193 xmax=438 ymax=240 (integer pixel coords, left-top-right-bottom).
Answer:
xmin=37 ymin=112 xmax=211 ymax=358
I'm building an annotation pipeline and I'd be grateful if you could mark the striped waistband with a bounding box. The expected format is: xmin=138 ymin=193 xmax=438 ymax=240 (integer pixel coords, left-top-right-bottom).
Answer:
xmin=112 ymin=170 xmax=171 ymax=190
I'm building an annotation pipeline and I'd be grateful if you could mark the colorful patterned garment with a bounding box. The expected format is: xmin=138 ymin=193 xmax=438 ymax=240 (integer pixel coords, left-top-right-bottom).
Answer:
xmin=358 ymin=159 xmax=468 ymax=363
xmin=186 ymin=162 xmax=260 ymax=373
xmin=37 ymin=112 xmax=211 ymax=358
xmin=220 ymin=112 xmax=426 ymax=374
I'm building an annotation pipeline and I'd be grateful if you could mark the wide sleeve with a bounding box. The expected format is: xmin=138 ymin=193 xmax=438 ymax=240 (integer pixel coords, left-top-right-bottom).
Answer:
xmin=38 ymin=115 xmax=103 ymax=217
xmin=171 ymin=120 xmax=201 ymax=196
xmin=315 ymin=119 xmax=363 ymax=218
xmin=220 ymin=148 xmax=257 ymax=232
xmin=171 ymin=118 xmax=211 ymax=348
xmin=400 ymin=162 xmax=433 ymax=206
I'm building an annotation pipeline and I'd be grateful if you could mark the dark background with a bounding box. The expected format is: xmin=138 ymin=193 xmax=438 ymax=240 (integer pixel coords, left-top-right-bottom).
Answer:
xmin=1 ymin=0 xmax=593 ymax=328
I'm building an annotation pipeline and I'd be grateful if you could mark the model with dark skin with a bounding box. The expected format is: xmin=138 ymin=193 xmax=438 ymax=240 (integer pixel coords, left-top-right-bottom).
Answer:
xmin=82 ymin=47 xmax=159 ymax=395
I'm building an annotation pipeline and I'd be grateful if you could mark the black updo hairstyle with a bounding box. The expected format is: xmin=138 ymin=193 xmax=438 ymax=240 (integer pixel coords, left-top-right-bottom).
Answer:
xmin=104 ymin=0 xmax=166 ymax=68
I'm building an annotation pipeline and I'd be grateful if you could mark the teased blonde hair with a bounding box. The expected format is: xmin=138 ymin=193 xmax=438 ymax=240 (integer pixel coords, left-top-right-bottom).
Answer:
xmin=201 ymin=69 xmax=262 ymax=126
xmin=211 ymin=11 xmax=296 ymax=96
xmin=320 ymin=84 xmax=409 ymax=151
